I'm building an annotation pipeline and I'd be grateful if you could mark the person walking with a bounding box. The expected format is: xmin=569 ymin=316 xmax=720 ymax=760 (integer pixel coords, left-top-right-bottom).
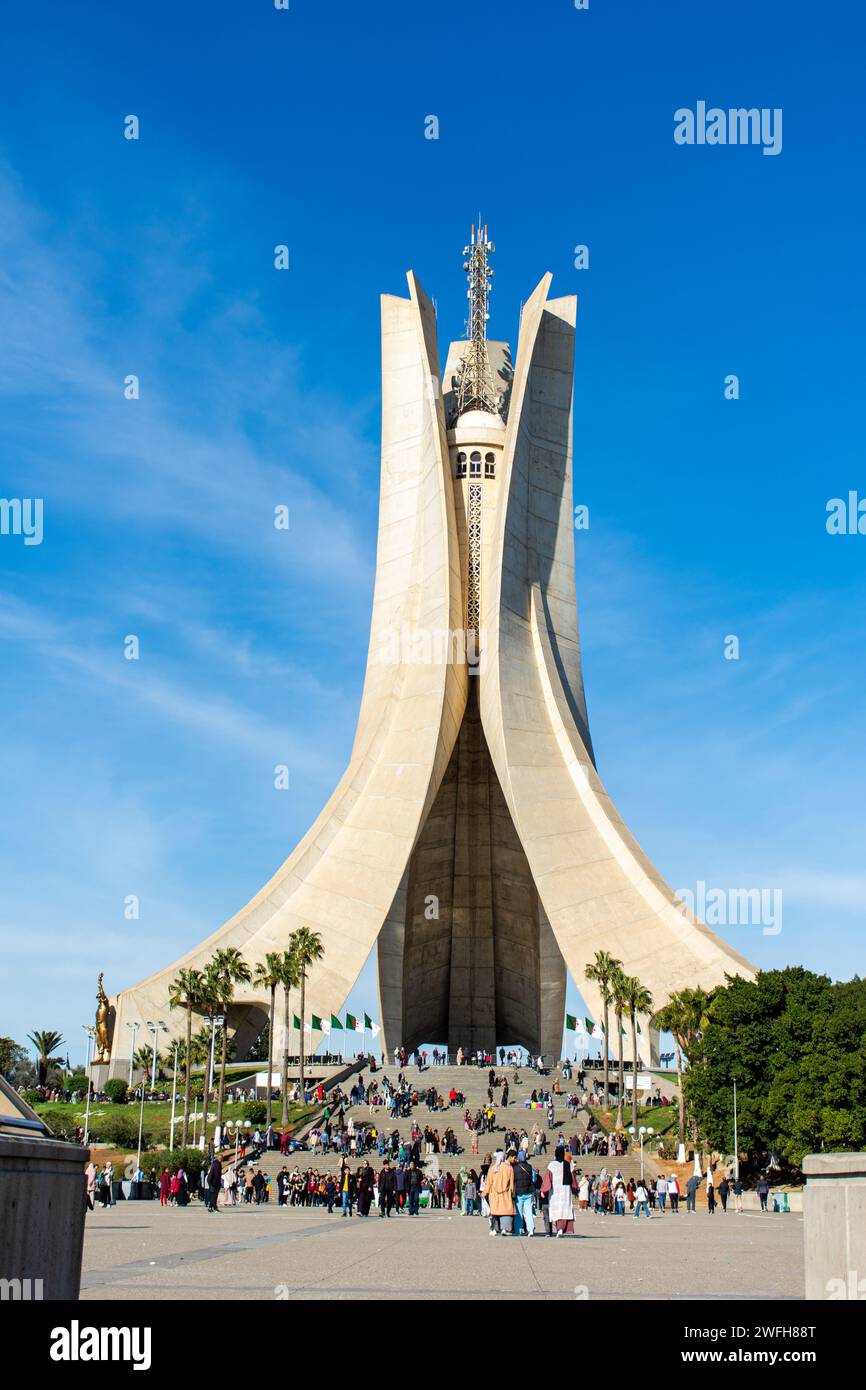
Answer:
xmin=512 ymin=1150 xmax=536 ymax=1236
xmin=206 ymin=1156 xmax=222 ymax=1212
xmin=718 ymin=1176 xmax=729 ymax=1213
xmin=633 ymin=1181 xmax=652 ymax=1218
xmin=407 ymin=1161 xmax=421 ymax=1216
xmin=686 ymin=1173 xmax=702 ymax=1214
xmin=378 ymin=1160 xmax=397 ymax=1217
xmin=540 ymin=1146 xmax=576 ymax=1236
xmin=481 ymin=1152 xmax=516 ymax=1235
xmin=733 ymin=1175 xmax=744 ymax=1214
xmin=757 ymin=1175 xmax=770 ymax=1212
xmin=159 ymin=1168 xmax=171 ymax=1207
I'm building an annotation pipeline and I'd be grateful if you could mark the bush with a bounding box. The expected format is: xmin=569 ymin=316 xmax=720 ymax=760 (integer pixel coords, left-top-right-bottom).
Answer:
xmin=96 ymin=1113 xmax=141 ymax=1149
xmin=21 ymin=1089 xmax=42 ymax=1107
xmin=104 ymin=1078 xmax=129 ymax=1105
xmin=243 ymin=1101 xmax=267 ymax=1125
xmin=151 ymin=1147 xmax=207 ymax=1190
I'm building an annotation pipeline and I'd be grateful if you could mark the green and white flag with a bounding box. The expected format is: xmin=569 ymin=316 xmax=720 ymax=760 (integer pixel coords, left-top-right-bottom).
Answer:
xmin=566 ymin=1013 xmax=577 ymax=1031
xmin=330 ymin=1013 xmax=343 ymax=1030
xmin=311 ymin=1014 xmax=323 ymax=1032
xmin=346 ymin=1012 xmax=359 ymax=1031
xmin=293 ymin=1014 xmax=301 ymax=1030
xmin=364 ymin=1012 xmax=373 ymax=1030
xmin=585 ymin=1017 xmax=603 ymax=1038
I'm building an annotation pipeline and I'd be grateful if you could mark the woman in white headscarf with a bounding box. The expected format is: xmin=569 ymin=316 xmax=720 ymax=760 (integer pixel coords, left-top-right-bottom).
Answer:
xmin=541 ymin=1146 xmax=576 ymax=1236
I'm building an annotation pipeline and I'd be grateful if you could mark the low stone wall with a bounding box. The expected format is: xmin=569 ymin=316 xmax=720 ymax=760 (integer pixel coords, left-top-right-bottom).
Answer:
xmin=0 ymin=1133 xmax=88 ymax=1300
xmin=803 ymin=1152 xmax=866 ymax=1300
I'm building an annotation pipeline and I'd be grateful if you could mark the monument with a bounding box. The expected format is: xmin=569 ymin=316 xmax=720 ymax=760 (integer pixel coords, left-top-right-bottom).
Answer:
xmin=106 ymin=226 xmax=754 ymax=1074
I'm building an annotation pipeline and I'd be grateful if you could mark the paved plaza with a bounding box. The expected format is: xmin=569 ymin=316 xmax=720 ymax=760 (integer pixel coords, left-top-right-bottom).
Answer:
xmin=80 ymin=1202 xmax=805 ymax=1302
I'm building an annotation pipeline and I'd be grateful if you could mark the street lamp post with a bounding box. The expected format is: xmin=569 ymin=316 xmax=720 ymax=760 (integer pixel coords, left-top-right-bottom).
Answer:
xmin=149 ymin=1020 xmax=167 ymax=1092
xmin=169 ymin=1040 xmax=180 ymax=1152
xmin=733 ymin=1078 xmax=739 ymax=1183
xmin=126 ymin=1021 xmax=140 ymax=1088
xmin=629 ymin=1124 xmax=655 ymax=1182
xmin=82 ymin=1026 xmax=95 ymax=1146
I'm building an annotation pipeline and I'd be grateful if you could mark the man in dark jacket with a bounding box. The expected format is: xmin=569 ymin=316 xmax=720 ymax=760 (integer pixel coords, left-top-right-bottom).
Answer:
xmin=512 ymin=1150 xmax=536 ymax=1236
xmin=407 ymin=1162 xmax=422 ymax=1215
xmin=206 ymin=1157 xmax=222 ymax=1212
xmin=378 ymin=1160 xmax=397 ymax=1217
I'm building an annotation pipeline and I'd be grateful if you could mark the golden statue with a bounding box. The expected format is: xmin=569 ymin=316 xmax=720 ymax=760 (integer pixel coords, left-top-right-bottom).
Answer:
xmin=94 ymin=973 xmax=111 ymax=1063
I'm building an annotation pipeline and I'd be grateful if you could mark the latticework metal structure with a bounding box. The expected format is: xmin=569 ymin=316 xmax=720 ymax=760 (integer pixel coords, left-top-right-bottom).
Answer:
xmin=452 ymin=220 xmax=499 ymax=421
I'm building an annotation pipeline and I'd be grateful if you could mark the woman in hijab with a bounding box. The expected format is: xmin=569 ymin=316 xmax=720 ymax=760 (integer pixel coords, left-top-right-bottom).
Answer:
xmin=540 ymin=1145 xmax=576 ymax=1236
xmin=84 ymin=1161 xmax=98 ymax=1211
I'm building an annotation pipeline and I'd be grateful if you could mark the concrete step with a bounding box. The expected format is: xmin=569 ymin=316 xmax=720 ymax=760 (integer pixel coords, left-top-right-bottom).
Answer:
xmin=241 ymin=1065 xmax=643 ymax=1182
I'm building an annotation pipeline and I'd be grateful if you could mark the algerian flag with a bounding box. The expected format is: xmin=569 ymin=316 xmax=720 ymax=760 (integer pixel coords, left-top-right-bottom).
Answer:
xmin=574 ymin=1018 xmax=587 ymax=1035
xmin=330 ymin=1014 xmax=343 ymax=1030
xmin=311 ymin=1014 xmax=323 ymax=1031
xmin=566 ymin=1014 xmax=577 ymax=1031
xmin=293 ymin=1014 xmax=301 ymax=1030
xmin=585 ymin=1017 xmax=602 ymax=1038
xmin=369 ymin=1021 xmax=381 ymax=1038
xmin=346 ymin=1013 xmax=361 ymax=1032
xmin=364 ymin=1012 xmax=373 ymax=1030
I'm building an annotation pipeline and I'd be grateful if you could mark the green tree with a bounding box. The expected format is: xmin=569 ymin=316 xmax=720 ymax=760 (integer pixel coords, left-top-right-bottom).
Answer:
xmin=293 ymin=927 xmax=325 ymax=1099
xmin=652 ymin=985 xmax=713 ymax=1148
xmin=622 ymin=976 xmax=653 ymax=1132
xmin=684 ymin=967 xmax=866 ymax=1171
xmin=279 ymin=945 xmax=302 ymax=1128
xmin=0 ymin=1037 xmax=27 ymax=1078
xmin=610 ymin=970 xmax=628 ymax=1129
xmin=253 ymin=952 xmax=285 ymax=1129
xmin=27 ymin=1030 xmax=65 ymax=1087
xmin=585 ymin=951 xmax=622 ymax=1108
xmin=211 ymin=947 xmax=252 ymax=1137
xmin=168 ymin=968 xmax=206 ymax=1146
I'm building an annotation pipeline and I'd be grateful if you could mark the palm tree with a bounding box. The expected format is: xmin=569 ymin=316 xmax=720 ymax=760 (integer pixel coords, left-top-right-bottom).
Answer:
xmin=28 ymin=1030 xmax=65 ymax=1087
xmin=610 ymin=969 xmax=628 ymax=1130
xmin=651 ymin=986 xmax=713 ymax=1150
xmin=168 ymin=968 xmax=205 ymax=1145
xmin=622 ymin=976 xmax=654 ymax=1132
xmin=197 ymin=960 xmax=225 ymax=1139
xmin=279 ymin=946 xmax=302 ymax=1129
xmin=133 ymin=1045 xmax=167 ymax=1083
xmin=211 ymin=947 xmax=251 ymax=1138
xmin=253 ymin=953 xmax=285 ymax=1129
xmin=584 ymin=951 xmax=622 ymax=1107
xmin=293 ymin=926 xmax=325 ymax=1100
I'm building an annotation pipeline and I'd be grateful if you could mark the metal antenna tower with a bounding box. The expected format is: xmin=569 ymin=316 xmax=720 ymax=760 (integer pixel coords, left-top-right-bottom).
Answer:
xmin=453 ymin=219 xmax=500 ymax=420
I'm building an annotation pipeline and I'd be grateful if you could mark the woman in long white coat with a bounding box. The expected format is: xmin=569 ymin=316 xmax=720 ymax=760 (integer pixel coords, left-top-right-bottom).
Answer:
xmin=541 ymin=1146 xmax=576 ymax=1235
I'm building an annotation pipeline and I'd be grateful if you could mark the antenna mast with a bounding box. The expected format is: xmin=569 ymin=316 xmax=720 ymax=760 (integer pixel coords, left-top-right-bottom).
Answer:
xmin=453 ymin=220 xmax=499 ymax=420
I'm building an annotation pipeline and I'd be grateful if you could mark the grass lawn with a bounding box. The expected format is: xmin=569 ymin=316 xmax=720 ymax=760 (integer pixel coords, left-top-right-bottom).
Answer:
xmin=592 ymin=1102 xmax=679 ymax=1139
xmin=35 ymin=1099 xmax=317 ymax=1148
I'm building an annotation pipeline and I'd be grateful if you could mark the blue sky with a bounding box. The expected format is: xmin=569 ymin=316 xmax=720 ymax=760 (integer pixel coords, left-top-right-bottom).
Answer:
xmin=1 ymin=1 xmax=864 ymax=1066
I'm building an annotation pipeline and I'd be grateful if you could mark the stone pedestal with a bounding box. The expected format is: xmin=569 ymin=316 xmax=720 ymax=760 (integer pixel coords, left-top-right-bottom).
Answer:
xmin=88 ymin=1060 xmax=112 ymax=1090
xmin=0 ymin=1134 xmax=89 ymax=1300
xmin=803 ymin=1152 xmax=866 ymax=1300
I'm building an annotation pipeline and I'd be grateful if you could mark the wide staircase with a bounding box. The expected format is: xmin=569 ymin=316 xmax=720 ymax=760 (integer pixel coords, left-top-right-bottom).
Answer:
xmin=252 ymin=1064 xmax=643 ymax=1184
